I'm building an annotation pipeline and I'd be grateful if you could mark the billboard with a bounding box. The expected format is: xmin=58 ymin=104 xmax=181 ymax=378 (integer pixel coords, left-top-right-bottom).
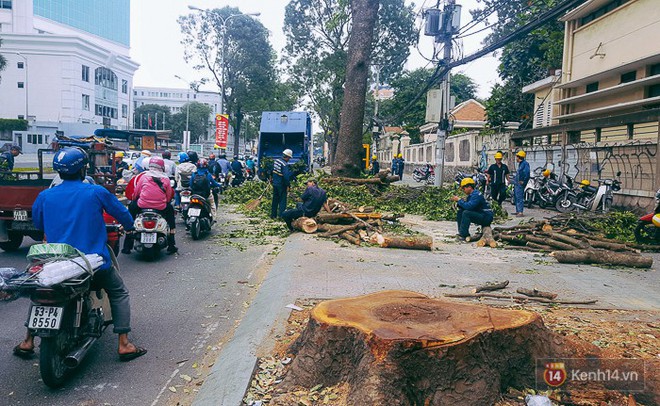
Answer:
xmin=215 ymin=114 xmax=229 ymax=149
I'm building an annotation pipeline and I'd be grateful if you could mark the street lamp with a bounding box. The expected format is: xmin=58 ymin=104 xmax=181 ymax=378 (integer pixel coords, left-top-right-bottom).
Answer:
xmin=174 ymin=74 xmax=197 ymax=151
xmin=187 ymin=6 xmax=260 ymax=115
xmin=15 ymin=53 xmax=28 ymax=122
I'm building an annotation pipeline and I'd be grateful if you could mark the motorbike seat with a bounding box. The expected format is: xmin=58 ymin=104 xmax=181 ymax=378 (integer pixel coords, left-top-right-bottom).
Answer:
xmin=582 ymin=185 xmax=598 ymax=194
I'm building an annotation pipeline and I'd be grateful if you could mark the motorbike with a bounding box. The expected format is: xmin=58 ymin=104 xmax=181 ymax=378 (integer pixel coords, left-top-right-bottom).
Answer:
xmin=558 ymin=172 xmax=622 ymax=213
xmin=132 ymin=210 xmax=169 ymax=260
xmin=179 ymin=188 xmax=192 ymax=222
xmin=454 ymin=170 xmax=488 ymax=195
xmin=5 ymin=245 xmax=113 ymax=388
xmin=634 ymin=188 xmax=660 ymax=244
xmin=103 ymin=212 xmax=123 ymax=257
xmin=412 ymin=164 xmax=435 ymax=185
xmin=186 ymin=194 xmax=214 ymax=240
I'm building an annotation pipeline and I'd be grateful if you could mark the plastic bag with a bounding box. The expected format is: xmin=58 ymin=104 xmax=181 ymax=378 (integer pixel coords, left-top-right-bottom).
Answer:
xmin=525 ymin=395 xmax=553 ymax=406
xmin=0 ymin=267 xmax=20 ymax=290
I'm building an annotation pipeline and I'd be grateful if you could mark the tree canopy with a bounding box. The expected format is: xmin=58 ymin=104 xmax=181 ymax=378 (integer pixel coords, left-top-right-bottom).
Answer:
xmin=134 ymin=104 xmax=171 ymax=131
xmin=170 ymin=102 xmax=213 ymax=144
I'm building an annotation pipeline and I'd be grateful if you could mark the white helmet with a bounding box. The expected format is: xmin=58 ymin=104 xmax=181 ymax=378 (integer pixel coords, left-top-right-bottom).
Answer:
xmin=283 ymin=149 xmax=293 ymax=158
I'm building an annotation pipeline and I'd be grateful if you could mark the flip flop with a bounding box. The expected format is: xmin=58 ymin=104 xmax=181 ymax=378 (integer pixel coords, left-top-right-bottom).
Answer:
xmin=119 ymin=347 xmax=147 ymax=362
xmin=13 ymin=345 xmax=35 ymax=359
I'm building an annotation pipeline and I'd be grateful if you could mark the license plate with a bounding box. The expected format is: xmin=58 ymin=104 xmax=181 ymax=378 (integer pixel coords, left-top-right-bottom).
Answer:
xmin=28 ymin=306 xmax=63 ymax=330
xmin=188 ymin=208 xmax=201 ymax=217
xmin=13 ymin=210 xmax=28 ymax=221
xmin=141 ymin=233 xmax=157 ymax=244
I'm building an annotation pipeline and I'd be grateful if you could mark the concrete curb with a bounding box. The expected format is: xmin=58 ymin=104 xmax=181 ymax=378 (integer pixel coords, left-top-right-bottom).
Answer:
xmin=192 ymin=236 xmax=303 ymax=406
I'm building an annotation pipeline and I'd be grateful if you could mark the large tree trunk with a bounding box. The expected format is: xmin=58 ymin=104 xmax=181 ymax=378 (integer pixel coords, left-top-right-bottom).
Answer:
xmin=332 ymin=0 xmax=380 ymax=177
xmin=233 ymin=107 xmax=243 ymax=157
xmin=553 ymin=249 xmax=653 ymax=268
xmin=282 ymin=291 xmax=599 ymax=405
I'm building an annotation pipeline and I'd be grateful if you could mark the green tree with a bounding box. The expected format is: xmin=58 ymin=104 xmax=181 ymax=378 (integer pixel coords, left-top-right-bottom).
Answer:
xmin=470 ymin=0 xmax=564 ymax=128
xmin=134 ymin=104 xmax=172 ymax=130
xmin=450 ymin=73 xmax=479 ymax=105
xmin=170 ymin=102 xmax=213 ymax=144
xmin=179 ymin=7 xmax=296 ymax=154
xmin=283 ymin=0 xmax=417 ymax=165
xmin=0 ymin=39 xmax=6 ymax=80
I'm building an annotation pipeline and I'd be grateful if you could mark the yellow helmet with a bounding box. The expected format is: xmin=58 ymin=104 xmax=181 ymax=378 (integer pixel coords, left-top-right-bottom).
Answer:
xmin=653 ymin=214 xmax=660 ymax=228
xmin=542 ymin=169 xmax=551 ymax=178
xmin=460 ymin=177 xmax=476 ymax=188
xmin=398 ymin=153 xmax=403 ymax=158
xmin=516 ymin=150 xmax=526 ymax=158
xmin=115 ymin=151 xmax=125 ymax=158
xmin=494 ymin=152 xmax=503 ymax=159
xmin=580 ymin=179 xmax=590 ymax=186
xmin=372 ymin=155 xmax=377 ymax=160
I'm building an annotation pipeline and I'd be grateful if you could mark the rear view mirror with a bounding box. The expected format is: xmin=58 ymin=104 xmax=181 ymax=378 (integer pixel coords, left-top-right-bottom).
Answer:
xmin=616 ymin=171 xmax=621 ymax=177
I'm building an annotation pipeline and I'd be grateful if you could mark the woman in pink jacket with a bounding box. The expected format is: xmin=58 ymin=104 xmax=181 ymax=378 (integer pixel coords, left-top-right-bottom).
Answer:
xmin=123 ymin=157 xmax=178 ymax=254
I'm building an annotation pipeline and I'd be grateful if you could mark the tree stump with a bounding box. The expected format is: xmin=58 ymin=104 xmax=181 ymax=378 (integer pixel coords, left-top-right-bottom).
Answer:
xmin=283 ymin=290 xmax=585 ymax=405
xmin=291 ymin=217 xmax=318 ymax=234
xmin=476 ymin=226 xmax=497 ymax=248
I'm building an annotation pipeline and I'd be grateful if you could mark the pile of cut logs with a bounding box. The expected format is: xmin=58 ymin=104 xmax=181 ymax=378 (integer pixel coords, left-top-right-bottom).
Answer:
xmin=290 ymin=199 xmax=433 ymax=251
xmin=322 ymin=170 xmax=400 ymax=186
xmin=493 ymin=220 xmax=654 ymax=268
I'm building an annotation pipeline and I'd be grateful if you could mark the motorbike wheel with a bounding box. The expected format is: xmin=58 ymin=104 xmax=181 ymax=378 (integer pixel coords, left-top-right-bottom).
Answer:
xmin=525 ymin=191 xmax=534 ymax=208
xmin=0 ymin=232 xmax=23 ymax=252
xmin=602 ymin=198 xmax=613 ymax=213
xmin=40 ymin=328 xmax=72 ymax=388
xmin=426 ymin=176 xmax=435 ymax=185
xmin=190 ymin=218 xmax=201 ymax=241
xmin=412 ymin=174 xmax=422 ymax=183
xmin=555 ymin=193 xmax=576 ymax=213
xmin=634 ymin=221 xmax=659 ymax=244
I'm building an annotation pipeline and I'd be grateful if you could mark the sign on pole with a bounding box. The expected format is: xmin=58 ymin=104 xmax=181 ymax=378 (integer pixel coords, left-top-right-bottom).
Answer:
xmin=215 ymin=114 xmax=229 ymax=149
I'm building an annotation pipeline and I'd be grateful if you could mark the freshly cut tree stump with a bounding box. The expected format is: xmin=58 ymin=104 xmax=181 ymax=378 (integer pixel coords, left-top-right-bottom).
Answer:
xmin=284 ymin=290 xmax=586 ymax=405
xmin=553 ymin=249 xmax=653 ymax=268
xmin=476 ymin=226 xmax=497 ymax=247
xmin=291 ymin=217 xmax=318 ymax=234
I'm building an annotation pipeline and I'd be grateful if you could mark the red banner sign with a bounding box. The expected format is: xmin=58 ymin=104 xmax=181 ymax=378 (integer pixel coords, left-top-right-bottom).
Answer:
xmin=215 ymin=114 xmax=229 ymax=149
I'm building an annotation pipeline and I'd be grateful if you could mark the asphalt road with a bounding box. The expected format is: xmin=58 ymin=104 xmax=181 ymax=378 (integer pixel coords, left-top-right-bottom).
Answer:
xmin=0 ymin=213 xmax=273 ymax=406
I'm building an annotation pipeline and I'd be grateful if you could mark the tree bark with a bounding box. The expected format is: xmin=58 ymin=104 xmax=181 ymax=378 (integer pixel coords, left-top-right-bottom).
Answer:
xmin=291 ymin=217 xmax=318 ymax=234
xmin=233 ymin=107 xmax=243 ymax=157
xmin=553 ymin=249 xmax=653 ymax=268
xmin=370 ymin=233 xmax=433 ymax=250
xmin=331 ymin=0 xmax=380 ymax=177
xmin=316 ymin=212 xmax=382 ymax=223
xmin=476 ymin=226 xmax=497 ymax=248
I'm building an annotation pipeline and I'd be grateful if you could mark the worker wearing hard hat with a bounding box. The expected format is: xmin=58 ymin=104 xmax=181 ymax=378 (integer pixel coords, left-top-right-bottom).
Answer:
xmin=370 ymin=155 xmax=380 ymax=175
xmin=396 ymin=153 xmax=405 ymax=180
xmin=271 ymin=149 xmax=293 ymax=219
xmin=450 ymin=177 xmax=494 ymax=241
xmin=514 ymin=150 xmax=530 ymax=217
xmin=486 ymin=151 xmax=510 ymax=205
xmin=114 ymin=151 xmax=130 ymax=180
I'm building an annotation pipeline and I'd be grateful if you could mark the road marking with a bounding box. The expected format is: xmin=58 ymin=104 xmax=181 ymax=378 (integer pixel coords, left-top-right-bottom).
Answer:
xmin=150 ymin=368 xmax=179 ymax=406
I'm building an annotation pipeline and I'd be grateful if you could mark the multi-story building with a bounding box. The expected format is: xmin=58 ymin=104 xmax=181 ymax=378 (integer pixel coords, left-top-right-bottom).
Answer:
xmin=0 ymin=0 xmax=138 ymax=152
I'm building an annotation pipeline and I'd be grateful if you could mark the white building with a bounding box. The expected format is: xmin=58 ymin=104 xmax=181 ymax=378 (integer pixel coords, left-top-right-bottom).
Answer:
xmin=0 ymin=0 xmax=138 ymax=153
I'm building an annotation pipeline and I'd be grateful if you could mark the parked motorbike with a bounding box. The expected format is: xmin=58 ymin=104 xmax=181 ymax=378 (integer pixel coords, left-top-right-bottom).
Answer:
xmin=634 ymin=188 xmax=660 ymax=244
xmin=559 ymin=172 xmax=622 ymax=213
xmin=132 ymin=210 xmax=169 ymax=260
xmin=5 ymin=245 xmax=113 ymax=388
xmin=454 ymin=170 xmax=488 ymax=195
xmin=412 ymin=164 xmax=435 ymax=185
xmin=187 ymin=194 xmax=214 ymax=240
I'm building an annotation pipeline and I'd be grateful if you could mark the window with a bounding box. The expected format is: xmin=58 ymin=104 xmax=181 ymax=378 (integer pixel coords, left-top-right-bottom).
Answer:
xmin=586 ymin=82 xmax=599 ymax=93
xmin=38 ymin=134 xmax=43 ymax=144
xmin=122 ymin=80 xmax=128 ymax=94
xmin=82 ymin=94 xmax=90 ymax=111
xmin=17 ymin=82 xmax=24 ymax=89
xmin=18 ymin=115 xmax=24 ymax=120
xmin=0 ymin=1 xmax=12 ymax=10
xmin=650 ymin=63 xmax=660 ymax=76
xmin=27 ymin=134 xmax=32 ymax=143
xmin=82 ymin=65 xmax=90 ymax=82
xmin=94 ymin=67 xmax=117 ymax=90
xmin=17 ymin=62 xmax=24 ymax=69
xmin=580 ymin=0 xmax=629 ymax=25
xmin=122 ymin=104 xmax=128 ymax=118
xmin=620 ymin=71 xmax=636 ymax=84
xmin=95 ymin=104 xmax=117 ymax=119
xmin=648 ymin=84 xmax=660 ymax=99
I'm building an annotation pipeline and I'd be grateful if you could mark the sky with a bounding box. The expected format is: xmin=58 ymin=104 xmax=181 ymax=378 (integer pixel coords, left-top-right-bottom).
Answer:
xmin=130 ymin=0 xmax=501 ymax=100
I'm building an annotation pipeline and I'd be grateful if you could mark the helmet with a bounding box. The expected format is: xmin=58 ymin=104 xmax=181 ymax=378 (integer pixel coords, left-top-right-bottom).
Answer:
xmin=653 ymin=214 xmax=660 ymax=228
xmin=398 ymin=153 xmax=403 ymax=158
xmin=197 ymin=158 xmax=208 ymax=168
xmin=516 ymin=150 xmax=526 ymax=159
xmin=161 ymin=150 xmax=172 ymax=159
xmin=372 ymin=155 xmax=377 ymax=160
xmin=53 ymin=147 xmax=89 ymax=175
xmin=283 ymin=149 xmax=293 ymax=158
xmin=209 ymin=153 xmax=216 ymax=160
xmin=115 ymin=151 xmax=125 ymax=158
xmin=187 ymin=151 xmax=199 ymax=163
xmin=234 ymin=155 xmax=239 ymax=160
xmin=178 ymin=152 xmax=189 ymax=163
xmin=494 ymin=152 xmax=503 ymax=159
xmin=460 ymin=177 xmax=476 ymax=188
xmin=149 ymin=157 xmax=165 ymax=171
xmin=542 ymin=169 xmax=551 ymax=178
xmin=141 ymin=150 xmax=152 ymax=157
xmin=580 ymin=179 xmax=590 ymax=186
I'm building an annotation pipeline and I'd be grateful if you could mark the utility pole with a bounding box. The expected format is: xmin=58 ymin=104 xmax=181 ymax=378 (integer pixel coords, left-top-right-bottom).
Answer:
xmin=373 ymin=64 xmax=383 ymax=118
xmin=430 ymin=0 xmax=460 ymax=187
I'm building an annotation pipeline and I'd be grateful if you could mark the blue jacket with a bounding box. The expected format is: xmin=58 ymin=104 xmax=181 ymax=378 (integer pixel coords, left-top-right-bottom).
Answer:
xmin=32 ymin=180 xmax=134 ymax=271
xmin=516 ymin=160 xmax=530 ymax=184
xmin=457 ymin=189 xmax=493 ymax=216
xmin=190 ymin=168 xmax=221 ymax=188
xmin=217 ymin=158 xmax=231 ymax=175
xmin=272 ymin=158 xmax=292 ymax=187
xmin=391 ymin=159 xmax=399 ymax=173
xmin=0 ymin=151 xmax=15 ymax=171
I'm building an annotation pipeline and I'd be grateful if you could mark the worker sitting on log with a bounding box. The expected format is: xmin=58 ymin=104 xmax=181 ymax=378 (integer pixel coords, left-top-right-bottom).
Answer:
xmin=281 ymin=178 xmax=331 ymax=231
xmin=451 ymin=177 xmax=494 ymax=242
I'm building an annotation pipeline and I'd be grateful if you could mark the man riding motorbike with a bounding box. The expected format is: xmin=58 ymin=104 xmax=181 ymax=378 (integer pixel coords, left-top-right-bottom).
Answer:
xmin=230 ymin=155 xmax=245 ymax=187
xmin=175 ymin=152 xmax=197 ymax=210
xmin=161 ymin=150 xmax=176 ymax=178
xmin=14 ymin=147 xmax=146 ymax=362
xmin=190 ymin=158 xmax=221 ymax=219
xmin=217 ymin=154 xmax=231 ymax=187
xmin=123 ymin=157 xmax=178 ymax=254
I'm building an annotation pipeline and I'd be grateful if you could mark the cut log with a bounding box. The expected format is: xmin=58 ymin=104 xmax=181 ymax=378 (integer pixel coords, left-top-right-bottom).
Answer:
xmin=316 ymin=212 xmax=382 ymax=223
xmin=498 ymin=234 xmax=527 ymax=245
xmin=339 ymin=231 xmax=361 ymax=245
xmin=291 ymin=217 xmax=318 ymax=234
xmin=384 ymin=175 xmax=400 ymax=183
xmin=553 ymin=249 xmax=653 ymax=268
xmin=476 ymin=226 xmax=497 ymax=248
xmin=516 ymin=288 xmax=558 ymax=300
xmin=524 ymin=235 xmax=576 ymax=251
xmin=370 ymin=233 xmax=433 ymax=251
xmin=356 ymin=205 xmax=375 ymax=213
xmin=542 ymin=232 xmax=589 ymax=249
xmin=282 ymin=290 xmax=597 ymax=405
xmin=317 ymin=224 xmax=361 ymax=237
xmin=581 ymin=238 xmax=636 ymax=252
xmin=525 ymin=242 xmax=554 ymax=251
xmin=475 ymin=280 xmax=509 ymax=293
xmin=445 ymin=292 xmax=597 ymax=305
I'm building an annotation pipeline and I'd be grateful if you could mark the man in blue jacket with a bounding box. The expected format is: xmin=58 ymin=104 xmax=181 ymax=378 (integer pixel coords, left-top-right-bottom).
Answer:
xmin=514 ymin=150 xmax=530 ymax=217
xmin=0 ymin=145 xmax=22 ymax=172
xmin=270 ymin=149 xmax=293 ymax=219
xmin=451 ymin=177 xmax=494 ymax=241
xmin=14 ymin=147 xmax=146 ymax=362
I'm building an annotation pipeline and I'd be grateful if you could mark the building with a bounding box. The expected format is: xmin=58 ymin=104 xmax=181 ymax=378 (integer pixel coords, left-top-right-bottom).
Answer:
xmin=0 ymin=0 xmax=138 ymax=152
xmin=514 ymin=0 xmax=660 ymax=211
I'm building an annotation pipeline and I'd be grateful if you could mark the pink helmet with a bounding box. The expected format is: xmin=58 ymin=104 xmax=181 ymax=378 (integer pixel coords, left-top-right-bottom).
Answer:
xmin=197 ymin=158 xmax=208 ymax=168
xmin=148 ymin=157 xmax=165 ymax=171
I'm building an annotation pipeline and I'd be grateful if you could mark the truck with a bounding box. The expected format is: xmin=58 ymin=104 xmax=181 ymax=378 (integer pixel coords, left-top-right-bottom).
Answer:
xmin=257 ymin=111 xmax=312 ymax=180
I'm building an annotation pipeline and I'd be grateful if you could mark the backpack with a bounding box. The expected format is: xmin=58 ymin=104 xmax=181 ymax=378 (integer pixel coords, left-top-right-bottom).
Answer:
xmin=191 ymin=173 xmax=211 ymax=198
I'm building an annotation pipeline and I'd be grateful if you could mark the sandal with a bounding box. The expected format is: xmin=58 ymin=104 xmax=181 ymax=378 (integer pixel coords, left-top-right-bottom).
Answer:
xmin=13 ymin=345 xmax=35 ymax=359
xmin=119 ymin=346 xmax=147 ymax=362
